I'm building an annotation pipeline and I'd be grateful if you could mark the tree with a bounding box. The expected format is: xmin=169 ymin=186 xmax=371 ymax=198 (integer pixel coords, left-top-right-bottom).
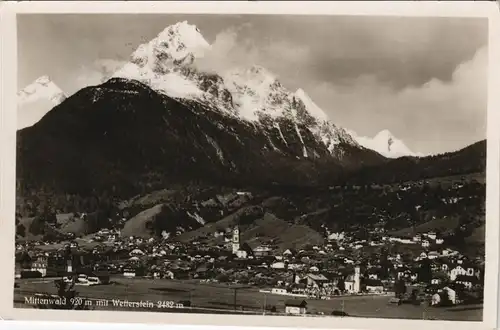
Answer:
xmin=303 ymin=244 xmax=314 ymax=251
xmin=379 ymin=249 xmax=392 ymax=280
xmin=17 ymin=252 xmax=32 ymax=269
xmin=216 ymin=274 xmax=230 ymax=283
xmin=16 ymin=224 xmax=26 ymax=237
xmin=418 ymin=258 xmax=433 ymax=284
xmin=394 ymin=279 xmax=406 ymax=299
xmin=337 ymin=279 xmax=346 ymax=293
xmin=30 ymin=216 xmax=46 ymax=236
xmin=410 ymin=289 xmax=420 ymax=303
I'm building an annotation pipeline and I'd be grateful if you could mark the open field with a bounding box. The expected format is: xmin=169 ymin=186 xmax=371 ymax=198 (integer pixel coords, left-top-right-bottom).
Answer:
xmin=14 ymin=277 xmax=482 ymax=321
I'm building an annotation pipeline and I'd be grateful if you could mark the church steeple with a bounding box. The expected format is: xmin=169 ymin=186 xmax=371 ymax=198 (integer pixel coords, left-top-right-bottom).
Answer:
xmin=232 ymin=226 xmax=240 ymax=254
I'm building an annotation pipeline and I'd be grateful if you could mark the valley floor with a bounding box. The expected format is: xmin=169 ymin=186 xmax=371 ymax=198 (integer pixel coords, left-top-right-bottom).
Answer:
xmin=13 ymin=277 xmax=482 ymax=321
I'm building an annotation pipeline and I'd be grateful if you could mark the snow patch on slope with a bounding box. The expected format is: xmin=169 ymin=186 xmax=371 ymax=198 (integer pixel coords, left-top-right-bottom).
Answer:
xmin=205 ymin=134 xmax=225 ymax=163
xmin=114 ymin=61 xmax=204 ymax=99
xmin=223 ymin=65 xmax=287 ymax=121
xmin=293 ymin=123 xmax=308 ymax=158
xmin=295 ymin=88 xmax=328 ymax=122
xmin=273 ymin=123 xmax=288 ymax=146
xmin=187 ymin=211 xmax=206 ymax=225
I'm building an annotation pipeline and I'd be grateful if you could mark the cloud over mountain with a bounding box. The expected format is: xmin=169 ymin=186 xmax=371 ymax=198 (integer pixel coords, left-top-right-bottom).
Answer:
xmin=75 ymin=59 xmax=127 ymax=89
xmin=310 ymin=46 xmax=487 ymax=155
xmin=197 ymin=24 xmax=486 ymax=156
xmin=192 ymin=23 xmax=487 ymax=156
xmin=19 ymin=15 xmax=486 ymax=156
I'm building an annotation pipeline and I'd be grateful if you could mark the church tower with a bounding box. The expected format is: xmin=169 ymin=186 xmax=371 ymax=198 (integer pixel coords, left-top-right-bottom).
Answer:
xmin=66 ymin=259 xmax=73 ymax=273
xmin=353 ymin=266 xmax=361 ymax=293
xmin=64 ymin=245 xmax=73 ymax=274
xmin=232 ymin=226 xmax=240 ymax=254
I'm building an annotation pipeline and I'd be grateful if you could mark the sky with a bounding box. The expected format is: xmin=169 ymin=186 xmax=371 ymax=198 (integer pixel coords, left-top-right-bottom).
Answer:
xmin=18 ymin=14 xmax=488 ymax=155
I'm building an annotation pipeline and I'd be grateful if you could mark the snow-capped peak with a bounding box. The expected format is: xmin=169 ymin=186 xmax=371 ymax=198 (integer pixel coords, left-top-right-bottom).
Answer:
xmin=17 ymin=76 xmax=67 ymax=130
xmin=130 ymin=20 xmax=210 ymax=68
xmin=295 ymin=88 xmax=329 ymax=122
xmin=350 ymin=129 xmax=422 ymax=158
xmin=111 ymin=21 xmax=232 ymax=110
xmin=114 ymin=20 xmax=209 ymax=79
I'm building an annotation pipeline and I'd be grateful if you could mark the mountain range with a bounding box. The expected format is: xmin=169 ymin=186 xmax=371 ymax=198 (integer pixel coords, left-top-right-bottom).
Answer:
xmin=17 ymin=21 xmax=420 ymax=159
xmin=15 ymin=21 xmax=486 ymax=244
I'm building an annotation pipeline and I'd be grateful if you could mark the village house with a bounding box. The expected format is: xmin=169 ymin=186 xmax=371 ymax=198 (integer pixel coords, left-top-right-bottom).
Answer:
xmin=388 ymin=237 xmax=414 ymax=245
xmin=287 ymin=263 xmax=304 ymax=271
xmin=123 ymin=267 xmax=137 ymax=278
xmin=428 ymin=251 xmax=440 ymax=260
xmin=282 ymin=249 xmax=294 ymax=258
xmin=455 ymin=275 xmax=481 ymax=289
xmin=449 ymin=265 xmax=475 ymax=281
xmin=129 ymin=248 xmax=145 ymax=257
xmin=285 ymin=300 xmax=307 ymax=315
xmin=328 ymin=232 xmax=345 ymax=241
xmin=309 ymin=266 xmax=320 ymax=273
xmin=363 ymin=279 xmax=384 ymax=293
xmin=425 ymin=232 xmax=437 ymax=240
xmin=442 ymin=286 xmax=461 ymax=305
xmin=305 ymin=273 xmax=329 ymax=288
xmin=30 ymin=255 xmax=48 ymax=277
xmin=366 ymin=267 xmax=380 ymax=280
xmin=431 ymin=286 xmax=459 ymax=306
xmin=396 ymin=267 xmax=409 ymax=280
xmin=236 ymin=249 xmax=248 ymax=259
xmin=271 ymin=288 xmax=288 ymax=295
xmin=253 ymin=245 xmax=273 ymax=258
xmin=214 ymin=231 xmax=225 ymax=238
xmin=344 ymin=257 xmax=355 ymax=265
xmin=271 ymin=261 xmax=286 ymax=270
xmin=441 ymin=248 xmax=457 ymax=257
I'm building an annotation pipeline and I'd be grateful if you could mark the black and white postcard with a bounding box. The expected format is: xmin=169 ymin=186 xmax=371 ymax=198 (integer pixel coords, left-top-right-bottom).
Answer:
xmin=1 ymin=2 xmax=499 ymax=330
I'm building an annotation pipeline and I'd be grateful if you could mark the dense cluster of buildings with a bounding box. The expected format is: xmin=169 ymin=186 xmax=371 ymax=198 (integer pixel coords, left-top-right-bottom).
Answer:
xmin=15 ymin=220 xmax=484 ymax=310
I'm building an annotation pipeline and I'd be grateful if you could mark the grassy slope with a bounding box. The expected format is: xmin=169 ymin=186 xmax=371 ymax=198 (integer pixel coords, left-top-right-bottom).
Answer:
xmin=391 ymin=217 xmax=460 ymax=237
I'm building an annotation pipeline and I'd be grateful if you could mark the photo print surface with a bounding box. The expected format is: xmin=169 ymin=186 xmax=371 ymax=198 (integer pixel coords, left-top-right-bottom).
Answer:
xmin=5 ymin=4 xmax=497 ymax=328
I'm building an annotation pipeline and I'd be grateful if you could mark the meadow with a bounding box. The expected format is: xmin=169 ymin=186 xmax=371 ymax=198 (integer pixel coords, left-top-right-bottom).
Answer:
xmin=14 ymin=277 xmax=482 ymax=321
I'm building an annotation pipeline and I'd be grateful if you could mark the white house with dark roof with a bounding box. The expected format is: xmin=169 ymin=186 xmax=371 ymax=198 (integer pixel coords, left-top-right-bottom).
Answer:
xmin=449 ymin=265 xmax=475 ymax=281
xmin=305 ymin=273 xmax=329 ymax=288
xmin=364 ymin=279 xmax=384 ymax=293
xmin=285 ymin=300 xmax=307 ymax=315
